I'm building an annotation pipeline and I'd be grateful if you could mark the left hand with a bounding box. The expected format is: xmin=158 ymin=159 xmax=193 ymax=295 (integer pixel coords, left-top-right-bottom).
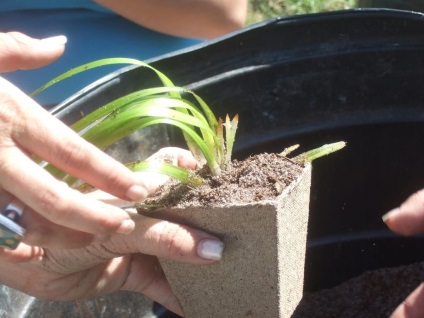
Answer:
xmin=383 ymin=190 xmax=424 ymax=317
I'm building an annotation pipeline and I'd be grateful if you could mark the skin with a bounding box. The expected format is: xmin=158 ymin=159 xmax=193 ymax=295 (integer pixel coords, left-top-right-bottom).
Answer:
xmin=0 ymin=31 xmax=156 ymax=246
xmin=0 ymin=32 xmax=224 ymax=315
xmin=93 ymin=0 xmax=248 ymax=39
xmin=0 ymin=213 xmax=220 ymax=315
xmin=383 ymin=190 xmax=424 ymax=317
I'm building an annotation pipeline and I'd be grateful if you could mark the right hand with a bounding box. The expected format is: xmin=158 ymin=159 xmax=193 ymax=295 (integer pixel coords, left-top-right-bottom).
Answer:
xmin=0 ymin=32 xmax=173 ymax=248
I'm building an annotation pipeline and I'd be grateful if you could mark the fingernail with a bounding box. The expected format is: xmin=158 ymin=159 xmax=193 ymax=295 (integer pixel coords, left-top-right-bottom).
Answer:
xmin=382 ymin=208 xmax=400 ymax=223
xmin=116 ymin=218 xmax=135 ymax=234
xmin=41 ymin=35 xmax=68 ymax=45
xmin=92 ymin=234 xmax=111 ymax=244
xmin=126 ymin=184 xmax=148 ymax=202
xmin=197 ymin=239 xmax=224 ymax=261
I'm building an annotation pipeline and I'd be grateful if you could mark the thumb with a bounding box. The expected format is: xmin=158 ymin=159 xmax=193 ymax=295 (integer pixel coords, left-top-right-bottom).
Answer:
xmin=0 ymin=32 xmax=66 ymax=72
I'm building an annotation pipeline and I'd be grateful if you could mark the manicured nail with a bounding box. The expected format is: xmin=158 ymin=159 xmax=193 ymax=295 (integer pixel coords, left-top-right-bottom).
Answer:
xmin=197 ymin=239 xmax=224 ymax=261
xmin=126 ymin=184 xmax=148 ymax=202
xmin=41 ymin=35 xmax=68 ymax=45
xmin=92 ymin=234 xmax=111 ymax=244
xmin=116 ymin=218 xmax=136 ymax=234
xmin=382 ymin=208 xmax=400 ymax=223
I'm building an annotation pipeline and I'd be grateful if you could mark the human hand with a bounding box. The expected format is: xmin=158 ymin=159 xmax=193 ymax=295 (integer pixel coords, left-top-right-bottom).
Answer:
xmin=0 ymin=211 xmax=224 ymax=316
xmin=383 ymin=190 xmax=424 ymax=317
xmin=0 ymin=32 xmax=191 ymax=249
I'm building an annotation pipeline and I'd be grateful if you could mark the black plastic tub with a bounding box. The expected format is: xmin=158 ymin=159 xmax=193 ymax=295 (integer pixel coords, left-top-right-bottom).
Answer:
xmin=4 ymin=8 xmax=424 ymax=317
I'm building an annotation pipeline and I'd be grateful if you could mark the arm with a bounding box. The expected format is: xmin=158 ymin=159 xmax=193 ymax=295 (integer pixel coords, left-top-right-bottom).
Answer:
xmin=93 ymin=0 xmax=248 ymax=39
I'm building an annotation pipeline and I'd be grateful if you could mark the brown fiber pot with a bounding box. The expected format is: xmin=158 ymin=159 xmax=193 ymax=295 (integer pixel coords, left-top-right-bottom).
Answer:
xmin=142 ymin=164 xmax=311 ymax=318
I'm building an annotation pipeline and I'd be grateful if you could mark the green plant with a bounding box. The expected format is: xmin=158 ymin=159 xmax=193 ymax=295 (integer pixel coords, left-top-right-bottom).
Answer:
xmin=33 ymin=58 xmax=239 ymax=187
xmin=33 ymin=58 xmax=345 ymax=191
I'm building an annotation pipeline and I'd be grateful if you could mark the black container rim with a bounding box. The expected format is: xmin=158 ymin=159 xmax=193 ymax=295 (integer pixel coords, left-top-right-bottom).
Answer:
xmin=49 ymin=8 xmax=424 ymax=121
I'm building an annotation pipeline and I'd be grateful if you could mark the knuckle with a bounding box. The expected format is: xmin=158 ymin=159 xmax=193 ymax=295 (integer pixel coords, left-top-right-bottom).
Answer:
xmin=90 ymin=202 xmax=123 ymax=232
xmin=42 ymin=249 xmax=77 ymax=274
xmin=37 ymin=186 xmax=71 ymax=223
xmin=0 ymin=33 xmax=33 ymax=72
xmin=101 ymin=167 xmax=126 ymax=193
xmin=147 ymin=147 xmax=177 ymax=164
xmin=413 ymin=189 xmax=424 ymax=205
xmin=155 ymin=221 xmax=192 ymax=258
xmin=55 ymin=138 xmax=88 ymax=167
xmin=0 ymin=100 xmax=13 ymax=125
xmin=403 ymin=190 xmax=424 ymax=213
xmin=0 ymin=88 xmax=25 ymax=134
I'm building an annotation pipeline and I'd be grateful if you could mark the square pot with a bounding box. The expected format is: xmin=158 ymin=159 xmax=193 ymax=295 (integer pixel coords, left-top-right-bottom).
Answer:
xmin=148 ymin=163 xmax=312 ymax=317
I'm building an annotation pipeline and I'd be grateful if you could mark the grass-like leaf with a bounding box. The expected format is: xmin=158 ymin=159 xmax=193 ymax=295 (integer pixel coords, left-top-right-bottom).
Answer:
xmin=127 ymin=161 xmax=203 ymax=187
xmin=223 ymin=114 xmax=239 ymax=168
xmin=280 ymin=144 xmax=300 ymax=157
xmin=73 ymin=161 xmax=202 ymax=192
xmin=33 ymin=58 xmax=231 ymax=187
xmin=293 ymin=141 xmax=346 ymax=164
xmin=31 ymin=58 xmax=175 ymax=96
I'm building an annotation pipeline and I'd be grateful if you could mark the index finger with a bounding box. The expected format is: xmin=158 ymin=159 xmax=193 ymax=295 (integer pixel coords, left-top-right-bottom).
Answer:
xmin=0 ymin=147 xmax=135 ymax=236
xmin=3 ymin=77 xmax=148 ymax=203
xmin=383 ymin=189 xmax=424 ymax=236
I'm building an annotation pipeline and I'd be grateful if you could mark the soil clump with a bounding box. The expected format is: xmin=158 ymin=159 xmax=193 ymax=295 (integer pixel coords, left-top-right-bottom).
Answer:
xmin=142 ymin=152 xmax=304 ymax=208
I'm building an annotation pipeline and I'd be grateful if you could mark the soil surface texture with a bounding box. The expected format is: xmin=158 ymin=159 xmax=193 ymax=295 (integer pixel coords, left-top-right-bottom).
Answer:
xmin=293 ymin=261 xmax=424 ymax=318
xmin=142 ymin=152 xmax=304 ymax=208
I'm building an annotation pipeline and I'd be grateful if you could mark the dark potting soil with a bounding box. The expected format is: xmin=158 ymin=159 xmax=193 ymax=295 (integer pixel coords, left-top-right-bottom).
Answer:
xmin=292 ymin=261 xmax=424 ymax=318
xmin=142 ymin=152 xmax=305 ymax=208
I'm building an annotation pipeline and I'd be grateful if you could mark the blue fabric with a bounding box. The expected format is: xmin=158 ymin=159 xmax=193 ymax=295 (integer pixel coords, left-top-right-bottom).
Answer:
xmin=0 ymin=0 xmax=111 ymax=13
xmin=0 ymin=8 xmax=203 ymax=106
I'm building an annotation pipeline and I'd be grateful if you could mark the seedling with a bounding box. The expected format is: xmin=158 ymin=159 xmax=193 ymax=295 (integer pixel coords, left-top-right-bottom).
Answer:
xmin=33 ymin=58 xmax=345 ymax=190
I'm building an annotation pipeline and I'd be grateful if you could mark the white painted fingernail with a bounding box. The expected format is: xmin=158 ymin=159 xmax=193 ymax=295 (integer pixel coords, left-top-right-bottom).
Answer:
xmin=41 ymin=35 xmax=68 ymax=45
xmin=197 ymin=239 xmax=224 ymax=261
xmin=116 ymin=218 xmax=135 ymax=234
xmin=382 ymin=208 xmax=400 ymax=223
